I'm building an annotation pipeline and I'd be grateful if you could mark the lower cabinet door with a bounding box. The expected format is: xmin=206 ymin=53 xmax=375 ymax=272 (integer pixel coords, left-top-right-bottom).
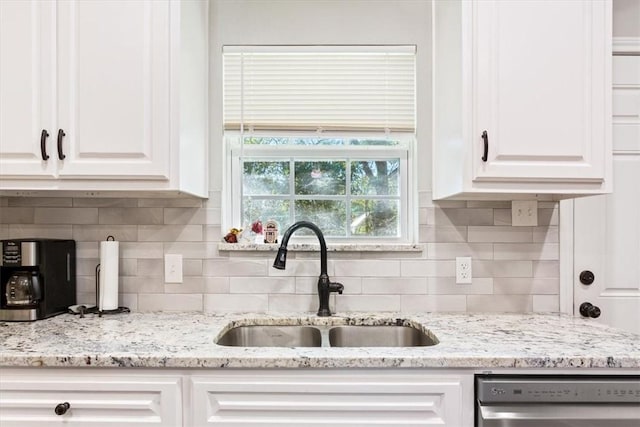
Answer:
xmin=0 ymin=374 xmax=182 ymax=426
xmin=190 ymin=371 xmax=465 ymax=427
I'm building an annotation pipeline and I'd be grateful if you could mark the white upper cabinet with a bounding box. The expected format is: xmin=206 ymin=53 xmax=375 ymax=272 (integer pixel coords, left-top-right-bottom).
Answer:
xmin=0 ymin=1 xmax=56 ymax=178
xmin=433 ymin=0 xmax=613 ymax=200
xmin=56 ymin=0 xmax=170 ymax=180
xmin=0 ymin=0 xmax=208 ymax=197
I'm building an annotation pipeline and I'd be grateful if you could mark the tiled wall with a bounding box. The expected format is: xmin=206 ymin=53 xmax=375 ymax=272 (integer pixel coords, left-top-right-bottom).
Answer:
xmin=0 ymin=192 xmax=559 ymax=314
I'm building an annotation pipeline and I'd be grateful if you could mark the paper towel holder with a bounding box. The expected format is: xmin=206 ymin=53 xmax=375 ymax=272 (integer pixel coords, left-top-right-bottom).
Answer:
xmin=93 ymin=235 xmax=129 ymax=317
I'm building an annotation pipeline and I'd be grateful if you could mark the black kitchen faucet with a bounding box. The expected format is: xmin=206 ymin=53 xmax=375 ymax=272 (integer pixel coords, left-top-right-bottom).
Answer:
xmin=272 ymin=221 xmax=344 ymax=316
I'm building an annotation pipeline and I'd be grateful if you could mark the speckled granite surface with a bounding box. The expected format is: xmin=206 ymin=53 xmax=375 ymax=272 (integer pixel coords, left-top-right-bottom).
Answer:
xmin=218 ymin=242 xmax=423 ymax=252
xmin=1 ymin=312 xmax=639 ymax=369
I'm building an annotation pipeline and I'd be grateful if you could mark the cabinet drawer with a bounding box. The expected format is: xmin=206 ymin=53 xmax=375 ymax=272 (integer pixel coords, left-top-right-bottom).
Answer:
xmin=0 ymin=375 xmax=182 ymax=427
xmin=191 ymin=371 xmax=464 ymax=426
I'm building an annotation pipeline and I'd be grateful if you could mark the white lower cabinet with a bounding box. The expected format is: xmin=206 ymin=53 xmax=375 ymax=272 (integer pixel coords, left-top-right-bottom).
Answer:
xmin=0 ymin=369 xmax=474 ymax=427
xmin=189 ymin=370 xmax=472 ymax=427
xmin=0 ymin=371 xmax=182 ymax=427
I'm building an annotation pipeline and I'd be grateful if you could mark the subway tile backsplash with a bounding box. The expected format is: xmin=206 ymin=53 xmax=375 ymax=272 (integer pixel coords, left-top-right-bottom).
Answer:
xmin=0 ymin=192 xmax=560 ymax=314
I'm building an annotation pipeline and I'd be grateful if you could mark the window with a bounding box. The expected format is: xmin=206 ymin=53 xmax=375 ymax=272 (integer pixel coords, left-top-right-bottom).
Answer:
xmin=223 ymin=46 xmax=416 ymax=242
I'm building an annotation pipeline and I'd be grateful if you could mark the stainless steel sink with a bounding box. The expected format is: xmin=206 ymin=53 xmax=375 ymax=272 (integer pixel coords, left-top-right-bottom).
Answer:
xmin=216 ymin=325 xmax=322 ymax=347
xmin=216 ymin=322 xmax=439 ymax=347
xmin=328 ymin=325 xmax=438 ymax=347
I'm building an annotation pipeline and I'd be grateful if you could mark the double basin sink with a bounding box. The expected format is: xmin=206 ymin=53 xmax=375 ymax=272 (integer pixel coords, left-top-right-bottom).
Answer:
xmin=216 ymin=321 xmax=439 ymax=348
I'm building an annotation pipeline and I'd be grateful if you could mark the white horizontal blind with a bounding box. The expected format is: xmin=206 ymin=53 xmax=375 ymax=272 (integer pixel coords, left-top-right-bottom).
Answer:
xmin=223 ymin=46 xmax=416 ymax=133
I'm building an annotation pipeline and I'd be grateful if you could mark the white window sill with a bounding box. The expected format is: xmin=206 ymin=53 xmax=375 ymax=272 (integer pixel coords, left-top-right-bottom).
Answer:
xmin=217 ymin=242 xmax=424 ymax=252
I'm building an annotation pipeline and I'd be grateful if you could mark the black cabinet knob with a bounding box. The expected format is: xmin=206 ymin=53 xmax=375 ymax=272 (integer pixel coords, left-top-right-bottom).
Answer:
xmin=579 ymin=302 xmax=601 ymax=319
xmin=580 ymin=270 xmax=595 ymax=285
xmin=54 ymin=402 xmax=70 ymax=415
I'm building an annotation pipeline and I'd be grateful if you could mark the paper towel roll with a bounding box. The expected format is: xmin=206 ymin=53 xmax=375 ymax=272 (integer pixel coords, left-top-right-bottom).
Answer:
xmin=99 ymin=238 xmax=119 ymax=311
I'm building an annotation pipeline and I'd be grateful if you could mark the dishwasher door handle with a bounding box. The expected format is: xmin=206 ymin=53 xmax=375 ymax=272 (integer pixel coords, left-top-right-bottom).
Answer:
xmin=479 ymin=404 xmax=640 ymax=426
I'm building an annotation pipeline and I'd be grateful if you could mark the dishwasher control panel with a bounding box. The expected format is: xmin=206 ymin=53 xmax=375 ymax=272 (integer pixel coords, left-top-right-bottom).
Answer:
xmin=476 ymin=375 xmax=640 ymax=403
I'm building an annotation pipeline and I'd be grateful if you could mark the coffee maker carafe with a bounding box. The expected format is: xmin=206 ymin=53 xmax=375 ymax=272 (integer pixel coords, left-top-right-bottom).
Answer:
xmin=5 ymin=270 xmax=41 ymax=306
xmin=0 ymin=239 xmax=76 ymax=321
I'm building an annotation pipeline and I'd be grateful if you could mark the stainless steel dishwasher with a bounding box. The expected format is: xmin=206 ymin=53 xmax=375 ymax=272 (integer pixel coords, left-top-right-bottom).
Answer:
xmin=476 ymin=375 xmax=640 ymax=427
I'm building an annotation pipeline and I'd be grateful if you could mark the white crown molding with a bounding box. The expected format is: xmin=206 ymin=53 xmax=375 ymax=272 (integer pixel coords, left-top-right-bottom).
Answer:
xmin=613 ymin=37 xmax=640 ymax=54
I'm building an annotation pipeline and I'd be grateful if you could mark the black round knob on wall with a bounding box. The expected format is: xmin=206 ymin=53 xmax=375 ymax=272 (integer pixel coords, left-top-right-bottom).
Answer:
xmin=54 ymin=402 xmax=70 ymax=415
xmin=580 ymin=270 xmax=595 ymax=285
xmin=579 ymin=302 xmax=601 ymax=319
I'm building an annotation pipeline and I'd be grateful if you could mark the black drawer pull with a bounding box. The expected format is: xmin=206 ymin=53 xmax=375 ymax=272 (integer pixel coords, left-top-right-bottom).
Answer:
xmin=54 ymin=402 xmax=70 ymax=415
xmin=57 ymin=129 xmax=66 ymax=160
xmin=40 ymin=129 xmax=50 ymax=160
xmin=481 ymin=130 xmax=489 ymax=162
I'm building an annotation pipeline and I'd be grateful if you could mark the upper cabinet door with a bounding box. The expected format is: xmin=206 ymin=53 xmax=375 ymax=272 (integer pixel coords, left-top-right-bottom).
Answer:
xmin=472 ymin=0 xmax=611 ymax=183
xmin=56 ymin=0 xmax=170 ymax=179
xmin=0 ymin=0 xmax=56 ymax=178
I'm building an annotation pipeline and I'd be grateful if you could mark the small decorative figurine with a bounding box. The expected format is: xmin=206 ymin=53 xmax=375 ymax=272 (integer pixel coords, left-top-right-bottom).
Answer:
xmin=251 ymin=220 xmax=263 ymax=234
xmin=223 ymin=227 xmax=242 ymax=243
xmin=264 ymin=220 xmax=278 ymax=244
xmin=250 ymin=220 xmax=264 ymax=244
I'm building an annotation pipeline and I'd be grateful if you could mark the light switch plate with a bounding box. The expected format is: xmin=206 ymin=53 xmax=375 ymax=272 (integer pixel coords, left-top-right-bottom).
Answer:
xmin=512 ymin=200 xmax=538 ymax=226
xmin=164 ymin=254 xmax=183 ymax=283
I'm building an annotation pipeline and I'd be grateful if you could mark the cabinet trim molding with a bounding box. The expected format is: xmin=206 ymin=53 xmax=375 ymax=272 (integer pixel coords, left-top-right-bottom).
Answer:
xmin=613 ymin=37 xmax=640 ymax=54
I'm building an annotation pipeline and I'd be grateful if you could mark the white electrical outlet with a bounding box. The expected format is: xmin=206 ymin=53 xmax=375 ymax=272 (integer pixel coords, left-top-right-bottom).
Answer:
xmin=512 ymin=200 xmax=538 ymax=226
xmin=164 ymin=254 xmax=183 ymax=283
xmin=456 ymin=256 xmax=472 ymax=284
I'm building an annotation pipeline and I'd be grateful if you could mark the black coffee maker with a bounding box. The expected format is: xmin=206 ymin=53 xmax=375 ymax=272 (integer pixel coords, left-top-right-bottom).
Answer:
xmin=0 ymin=239 xmax=76 ymax=321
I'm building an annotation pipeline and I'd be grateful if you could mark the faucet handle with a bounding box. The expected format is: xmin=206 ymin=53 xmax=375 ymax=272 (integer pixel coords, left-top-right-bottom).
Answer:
xmin=330 ymin=282 xmax=344 ymax=295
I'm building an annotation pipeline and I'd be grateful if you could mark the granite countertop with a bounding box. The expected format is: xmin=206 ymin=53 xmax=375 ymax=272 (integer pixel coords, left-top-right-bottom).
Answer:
xmin=1 ymin=312 xmax=639 ymax=369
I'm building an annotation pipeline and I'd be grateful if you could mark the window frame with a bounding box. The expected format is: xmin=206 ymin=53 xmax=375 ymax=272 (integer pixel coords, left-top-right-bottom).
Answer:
xmin=224 ymin=131 xmax=416 ymax=243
